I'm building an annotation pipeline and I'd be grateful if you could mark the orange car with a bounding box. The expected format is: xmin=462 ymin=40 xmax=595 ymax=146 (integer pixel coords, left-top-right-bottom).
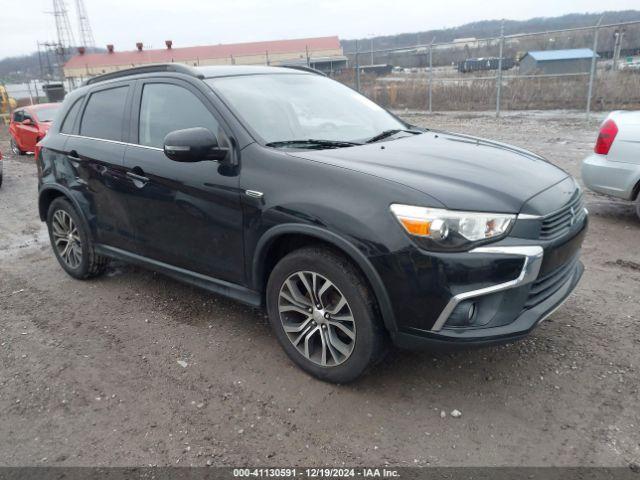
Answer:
xmin=9 ymin=103 xmax=61 ymax=155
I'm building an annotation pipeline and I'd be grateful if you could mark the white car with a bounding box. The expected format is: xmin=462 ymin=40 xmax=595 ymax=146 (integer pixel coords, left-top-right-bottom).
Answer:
xmin=582 ymin=111 xmax=640 ymax=219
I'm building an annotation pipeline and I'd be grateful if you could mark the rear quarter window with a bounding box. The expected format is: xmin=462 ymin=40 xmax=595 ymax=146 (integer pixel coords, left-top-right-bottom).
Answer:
xmin=80 ymin=85 xmax=129 ymax=141
xmin=60 ymin=97 xmax=84 ymax=134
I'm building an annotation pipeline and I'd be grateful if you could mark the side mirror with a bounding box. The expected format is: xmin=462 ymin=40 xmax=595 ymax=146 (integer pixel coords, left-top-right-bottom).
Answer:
xmin=163 ymin=127 xmax=229 ymax=163
xmin=22 ymin=118 xmax=33 ymax=126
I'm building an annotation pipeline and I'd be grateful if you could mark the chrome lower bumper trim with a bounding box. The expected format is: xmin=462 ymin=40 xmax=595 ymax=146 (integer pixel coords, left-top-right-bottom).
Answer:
xmin=430 ymin=245 xmax=544 ymax=332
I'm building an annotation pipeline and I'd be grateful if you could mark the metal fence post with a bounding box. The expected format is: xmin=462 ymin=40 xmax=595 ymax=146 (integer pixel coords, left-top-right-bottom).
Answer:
xmin=586 ymin=17 xmax=603 ymax=120
xmin=26 ymin=81 xmax=34 ymax=105
xmin=428 ymin=37 xmax=435 ymax=113
xmin=33 ymin=80 xmax=40 ymax=104
xmin=496 ymin=21 xmax=505 ymax=117
xmin=355 ymin=40 xmax=361 ymax=92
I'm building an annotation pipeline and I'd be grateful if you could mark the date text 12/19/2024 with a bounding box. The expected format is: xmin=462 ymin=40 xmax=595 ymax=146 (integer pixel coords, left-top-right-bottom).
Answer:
xmin=233 ymin=468 xmax=400 ymax=478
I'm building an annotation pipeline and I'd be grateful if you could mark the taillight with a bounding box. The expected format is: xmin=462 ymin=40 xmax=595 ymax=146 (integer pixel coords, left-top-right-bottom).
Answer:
xmin=594 ymin=119 xmax=618 ymax=155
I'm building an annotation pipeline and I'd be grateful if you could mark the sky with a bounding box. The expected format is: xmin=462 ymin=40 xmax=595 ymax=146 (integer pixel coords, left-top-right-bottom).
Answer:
xmin=2 ymin=0 xmax=639 ymax=59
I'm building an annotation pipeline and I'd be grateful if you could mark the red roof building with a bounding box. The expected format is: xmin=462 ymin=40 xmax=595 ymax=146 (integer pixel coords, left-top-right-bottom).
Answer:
xmin=64 ymin=36 xmax=345 ymax=79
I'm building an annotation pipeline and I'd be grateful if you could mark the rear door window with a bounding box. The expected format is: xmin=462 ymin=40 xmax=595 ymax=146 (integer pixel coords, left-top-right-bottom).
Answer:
xmin=80 ymin=85 xmax=129 ymax=141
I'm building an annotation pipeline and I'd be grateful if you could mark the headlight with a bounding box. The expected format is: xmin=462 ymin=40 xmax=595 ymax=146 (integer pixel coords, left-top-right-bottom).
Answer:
xmin=390 ymin=204 xmax=515 ymax=251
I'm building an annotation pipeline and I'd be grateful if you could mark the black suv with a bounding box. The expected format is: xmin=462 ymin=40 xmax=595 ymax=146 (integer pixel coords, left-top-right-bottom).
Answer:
xmin=37 ymin=64 xmax=587 ymax=382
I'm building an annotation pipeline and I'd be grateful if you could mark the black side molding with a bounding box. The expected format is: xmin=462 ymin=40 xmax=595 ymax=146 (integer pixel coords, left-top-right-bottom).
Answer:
xmin=95 ymin=244 xmax=262 ymax=307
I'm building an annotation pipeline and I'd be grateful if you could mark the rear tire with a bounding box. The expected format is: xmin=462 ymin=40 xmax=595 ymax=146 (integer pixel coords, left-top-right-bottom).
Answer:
xmin=46 ymin=197 xmax=109 ymax=279
xmin=266 ymin=246 xmax=387 ymax=383
xmin=10 ymin=137 xmax=25 ymax=156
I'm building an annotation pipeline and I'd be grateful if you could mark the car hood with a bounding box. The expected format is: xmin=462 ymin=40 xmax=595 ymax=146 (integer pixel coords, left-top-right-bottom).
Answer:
xmin=287 ymin=131 xmax=569 ymax=213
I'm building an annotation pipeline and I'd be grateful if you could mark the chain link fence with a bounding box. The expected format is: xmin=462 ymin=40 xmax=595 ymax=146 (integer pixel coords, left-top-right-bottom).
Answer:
xmin=333 ymin=19 xmax=640 ymax=118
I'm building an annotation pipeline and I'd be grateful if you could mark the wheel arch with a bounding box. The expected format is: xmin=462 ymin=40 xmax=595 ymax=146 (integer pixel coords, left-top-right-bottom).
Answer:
xmin=38 ymin=185 xmax=84 ymax=222
xmin=252 ymin=224 xmax=398 ymax=335
xmin=632 ymin=176 xmax=640 ymax=201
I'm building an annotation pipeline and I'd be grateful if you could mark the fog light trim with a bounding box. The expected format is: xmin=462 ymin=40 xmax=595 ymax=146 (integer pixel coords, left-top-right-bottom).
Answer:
xmin=431 ymin=245 xmax=544 ymax=332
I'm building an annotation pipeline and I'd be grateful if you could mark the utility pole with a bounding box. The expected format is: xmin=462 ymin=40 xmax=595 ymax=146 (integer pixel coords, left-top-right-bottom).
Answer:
xmin=48 ymin=0 xmax=76 ymax=80
xmin=37 ymin=42 xmax=45 ymax=79
xmin=355 ymin=40 xmax=361 ymax=92
xmin=51 ymin=0 xmax=76 ymax=51
xmin=37 ymin=42 xmax=57 ymax=79
xmin=586 ymin=16 xmax=603 ymax=120
xmin=428 ymin=37 xmax=435 ymax=113
xmin=370 ymin=37 xmax=374 ymax=65
xmin=75 ymin=0 xmax=96 ymax=49
xmin=612 ymin=28 xmax=625 ymax=71
xmin=495 ymin=21 xmax=505 ymax=117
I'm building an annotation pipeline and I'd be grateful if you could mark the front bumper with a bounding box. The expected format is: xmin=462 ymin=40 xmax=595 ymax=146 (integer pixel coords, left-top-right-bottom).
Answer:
xmin=378 ymin=217 xmax=587 ymax=350
xmin=394 ymin=258 xmax=583 ymax=349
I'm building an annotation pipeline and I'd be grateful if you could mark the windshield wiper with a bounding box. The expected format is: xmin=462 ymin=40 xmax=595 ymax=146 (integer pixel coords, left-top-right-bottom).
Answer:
xmin=365 ymin=129 xmax=423 ymax=144
xmin=265 ymin=139 xmax=363 ymax=149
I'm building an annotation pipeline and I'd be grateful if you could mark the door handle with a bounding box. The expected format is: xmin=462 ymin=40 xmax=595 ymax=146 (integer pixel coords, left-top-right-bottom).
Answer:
xmin=126 ymin=172 xmax=149 ymax=182
xmin=67 ymin=150 xmax=80 ymax=167
xmin=126 ymin=168 xmax=149 ymax=188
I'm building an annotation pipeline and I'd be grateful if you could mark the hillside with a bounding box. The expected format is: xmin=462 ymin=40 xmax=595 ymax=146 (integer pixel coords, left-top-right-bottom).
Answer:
xmin=0 ymin=48 xmax=103 ymax=83
xmin=341 ymin=10 xmax=640 ymax=52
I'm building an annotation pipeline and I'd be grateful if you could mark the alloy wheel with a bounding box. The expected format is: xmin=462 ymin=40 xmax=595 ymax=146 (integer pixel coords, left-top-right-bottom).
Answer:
xmin=10 ymin=138 xmax=20 ymax=155
xmin=51 ymin=210 xmax=82 ymax=269
xmin=278 ymin=271 xmax=356 ymax=367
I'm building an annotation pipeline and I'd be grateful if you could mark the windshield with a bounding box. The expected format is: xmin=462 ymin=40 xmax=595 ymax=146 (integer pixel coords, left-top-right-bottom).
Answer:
xmin=206 ymin=74 xmax=405 ymax=145
xmin=34 ymin=106 xmax=61 ymax=122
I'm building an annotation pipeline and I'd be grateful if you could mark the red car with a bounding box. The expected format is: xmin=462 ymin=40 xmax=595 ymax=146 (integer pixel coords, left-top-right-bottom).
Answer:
xmin=9 ymin=103 xmax=61 ymax=155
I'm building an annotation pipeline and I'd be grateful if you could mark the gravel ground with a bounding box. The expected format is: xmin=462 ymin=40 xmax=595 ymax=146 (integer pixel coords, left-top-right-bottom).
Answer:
xmin=0 ymin=112 xmax=638 ymax=467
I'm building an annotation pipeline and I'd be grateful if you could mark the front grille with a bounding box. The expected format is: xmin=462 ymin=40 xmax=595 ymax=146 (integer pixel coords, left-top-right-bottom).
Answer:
xmin=539 ymin=191 xmax=586 ymax=241
xmin=525 ymin=254 xmax=579 ymax=309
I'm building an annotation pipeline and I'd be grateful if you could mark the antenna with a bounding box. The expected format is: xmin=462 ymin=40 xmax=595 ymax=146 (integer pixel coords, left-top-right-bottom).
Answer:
xmin=75 ymin=0 xmax=95 ymax=49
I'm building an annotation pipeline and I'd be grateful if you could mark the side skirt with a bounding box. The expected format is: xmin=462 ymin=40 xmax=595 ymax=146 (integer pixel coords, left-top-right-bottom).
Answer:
xmin=95 ymin=244 xmax=262 ymax=308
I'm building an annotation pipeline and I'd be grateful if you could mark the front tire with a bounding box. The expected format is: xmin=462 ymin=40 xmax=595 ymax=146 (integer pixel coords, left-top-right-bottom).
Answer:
xmin=266 ymin=246 xmax=386 ymax=383
xmin=10 ymin=137 xmax=26 ymax=156
xmin=46 ymin=197 xmax=109 ymax=279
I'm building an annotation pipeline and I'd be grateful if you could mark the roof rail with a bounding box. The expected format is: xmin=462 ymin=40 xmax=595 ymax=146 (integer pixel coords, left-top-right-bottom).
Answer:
xmin=83 ymin=63 xmax=204 ymax=86
xmin=280 ymin=65 xmax=326 ymax=76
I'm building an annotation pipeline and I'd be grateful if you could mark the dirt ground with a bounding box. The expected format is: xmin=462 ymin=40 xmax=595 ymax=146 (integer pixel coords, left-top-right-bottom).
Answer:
xmin=0 ymin=111 xmax=638 ymax=468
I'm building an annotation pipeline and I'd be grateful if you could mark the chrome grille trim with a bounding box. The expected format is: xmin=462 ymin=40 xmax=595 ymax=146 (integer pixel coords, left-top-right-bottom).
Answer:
xmin=539 ymin=191 xmax=586 ymax=240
